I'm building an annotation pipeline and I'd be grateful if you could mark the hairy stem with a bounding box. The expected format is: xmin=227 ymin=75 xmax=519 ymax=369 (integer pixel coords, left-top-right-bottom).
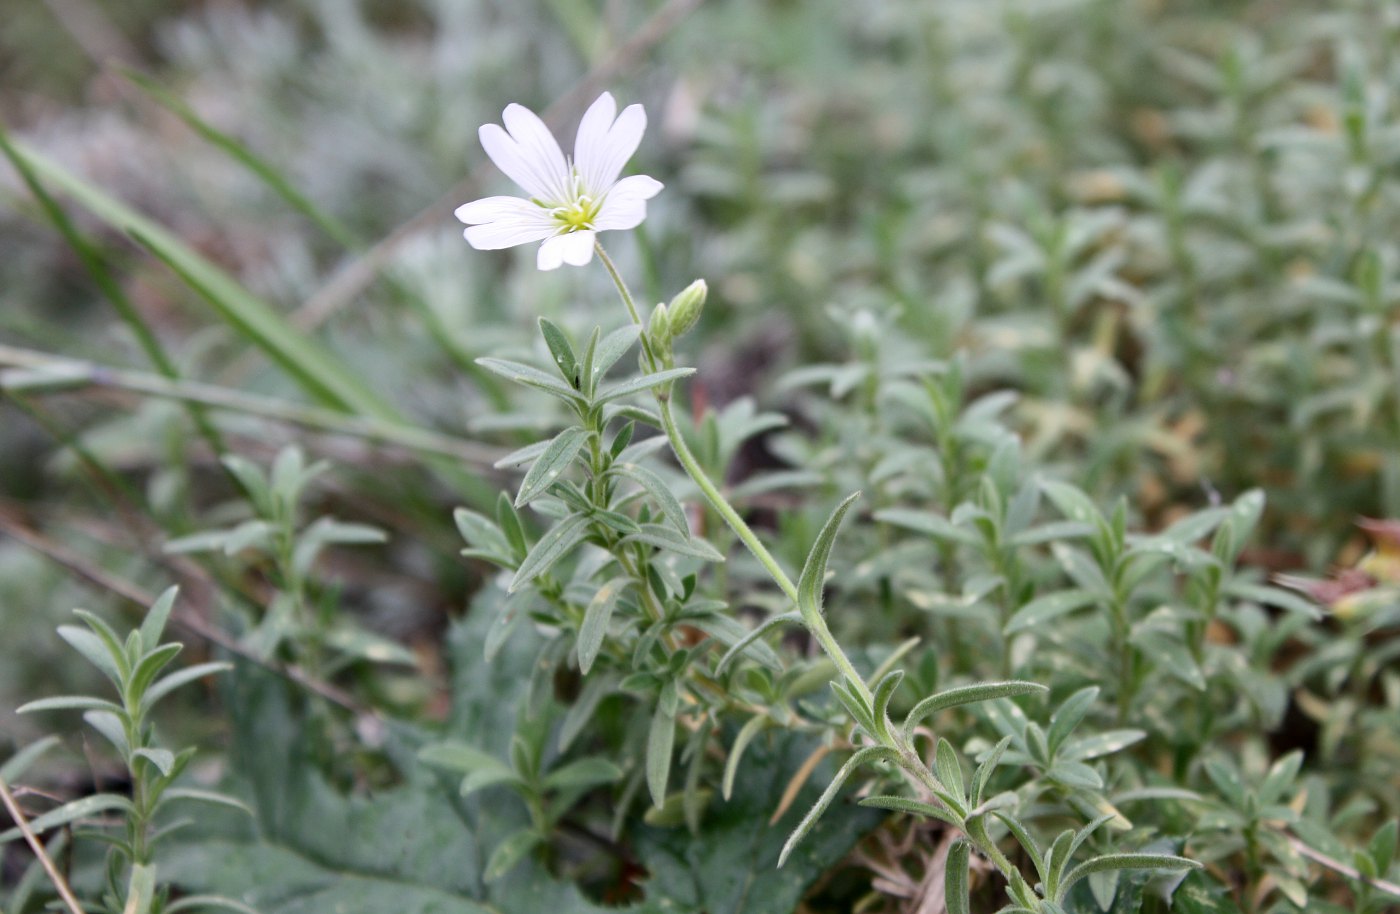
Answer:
xmin=596 ymin=242 xmax=874 ymax=704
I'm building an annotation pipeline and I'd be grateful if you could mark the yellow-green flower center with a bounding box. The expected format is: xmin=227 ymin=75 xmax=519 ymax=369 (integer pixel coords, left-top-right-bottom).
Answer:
xmin=552 ymin=194 xmax=601 ymax=233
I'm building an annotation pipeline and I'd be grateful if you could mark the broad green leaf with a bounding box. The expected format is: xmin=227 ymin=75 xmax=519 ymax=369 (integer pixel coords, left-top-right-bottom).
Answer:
xmin=515 ymin=426 xmax=588 ymax=507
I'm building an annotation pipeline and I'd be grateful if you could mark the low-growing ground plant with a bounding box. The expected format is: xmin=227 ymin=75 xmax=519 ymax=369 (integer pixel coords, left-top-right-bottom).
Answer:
xmin=1 ymin=2 xmax=1399 ymax=913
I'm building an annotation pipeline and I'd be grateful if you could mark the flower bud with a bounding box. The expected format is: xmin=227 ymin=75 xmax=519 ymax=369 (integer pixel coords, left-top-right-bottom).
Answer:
xmin=648 ymin=302 xmax=671 ymax=343
xmin=665 ymin=279 xmax=707 ymax=339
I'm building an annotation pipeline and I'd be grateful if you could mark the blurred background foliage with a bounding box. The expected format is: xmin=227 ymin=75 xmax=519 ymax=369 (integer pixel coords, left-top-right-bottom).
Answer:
xmin=2 ymin=0 xmax=1399 ymax=912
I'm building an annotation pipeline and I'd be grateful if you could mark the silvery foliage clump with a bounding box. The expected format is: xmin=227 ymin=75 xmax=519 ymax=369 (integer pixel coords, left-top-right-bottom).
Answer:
xmin=0 ymin=1 xmax=1399 ymax=913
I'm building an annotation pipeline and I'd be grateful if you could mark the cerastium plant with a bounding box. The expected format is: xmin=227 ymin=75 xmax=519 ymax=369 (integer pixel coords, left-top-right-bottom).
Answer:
xmin=1 ymin=588 xmax=246 ymax=914
xmin=437 ymin=91 xmax=1202 ymax=909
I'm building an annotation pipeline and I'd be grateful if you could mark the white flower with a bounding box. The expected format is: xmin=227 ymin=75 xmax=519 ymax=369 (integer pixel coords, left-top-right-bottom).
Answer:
xmin=455 ymin=92 xmax=663 ymax=271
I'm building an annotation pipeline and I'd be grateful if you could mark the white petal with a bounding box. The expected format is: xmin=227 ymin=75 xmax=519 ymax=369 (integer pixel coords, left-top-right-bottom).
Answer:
xmin=479 ymin=103 xmax=570 ymax=203
xmin=593 ymin=175 xmax=664 ymax=231
xmin=454 ymin=195 xmax=541 ymax=224
xmin=574 ymin=94 xmax=647 ymax=196
xmin=464 ymin=220 xmax=557 ymax=251
xmin=536 ymin=230 xmax=596 ymax=271
xmin=455 ymin=195 xmax=557 ymax=250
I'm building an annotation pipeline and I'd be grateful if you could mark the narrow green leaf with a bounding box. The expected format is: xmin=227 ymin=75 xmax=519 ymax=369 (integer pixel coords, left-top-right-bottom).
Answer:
xmin=515 ymin=426 xmax=589 ymax=507
xmin=84 ymin=710 xmax=130 ymax=758
xmin=133 ymin=748 xmax=176 ymax=778
xmin=128 ymin=224 xmax=393 ymax=416
xmin=609 ymin=461 xmax=690 ymax=534
xmin=620 ymin=524 xmax=725 ymax=562
xmin=485 ymin=829 xmax=542 ymax=883
xmin=17 ymin=695 xmax=125 ymax=715
xmin=121 ymin=69 xmax=357 ymax=249
xmin=970 ymin=736 xmax=1012 ymax=808
xmin=874 ymin=508 xmax=981 ymax=546
xmin=1057 ymin=854 xmax=1202 ymax=903
xmin=646 ymin=699 xmax=677 ymax=808
xmin=142 ymin=662 xmax=232 ymax=711
xmin=946 ymin=838 xmax=971 ymax=914
xmin=1005 ymin=589 xmax=1101 ymax=635
xmin=157 ymin=788 xmax=253 ymax=817
xmin=903 ymin=681 xmax=1046 ymax=742
xmin=509 ymin=514 xmax=590 ymax=592
xmin=0 ymin=736 xmax=62 ymax=782
xmin=715 ymin=611 xmax=801 ymax=674
xmin=1047 ymin=686 xmax=1099 ymax=756
xmin=858 ymin=795 xmax=961 ymax=828
xmin=995 ymin=812 xmax=1047 ymax=883
xmin=722 ymin=715 xmax=771 ymax=801
xmin=138 ymin=587 xmax=179 ymax=654
xmin=870 ymin=669 xmax=904 ymax=741
xmin=935 ymin=739 xmax=966 ymax=807
xmin=476 ymin=357 xmax=583 ymax=401
xmin=588 ymin=324 xmax=642 ymax=390
xmin=577 ymin=578 xmax=627 ymax=674
xmin=0 ymin=793 xmax=133 ymax=843
xmin=779 ymin=746 xmax=898 ymax=867
xmin=56 ymin=625 xmax=124 ymax=688
xmin=799 ymin=493 xmax=861 ymax=623
xmin=595 ymin=367 xmax=697 ymax=405
xmin=538 ymin=318 xmax=578 ymax=386
xmin=126 ymin=642 xmax=183 ymax=709
xmin=830 ymin=680 xmax=878 ymax=738
xmin=542 ymin=757 xmax=622 ymax=792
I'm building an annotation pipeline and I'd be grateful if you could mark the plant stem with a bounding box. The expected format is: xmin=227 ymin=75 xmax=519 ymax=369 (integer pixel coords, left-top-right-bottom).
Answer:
xmin=595 ymin=242 xmax=874 ymax=704
xmin=0 ymin=775 xmax=89 ymax=914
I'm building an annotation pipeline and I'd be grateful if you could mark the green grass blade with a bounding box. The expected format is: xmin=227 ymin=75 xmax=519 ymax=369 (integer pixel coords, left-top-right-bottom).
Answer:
xmin=3 ymin=134 xmax=397 ymax=419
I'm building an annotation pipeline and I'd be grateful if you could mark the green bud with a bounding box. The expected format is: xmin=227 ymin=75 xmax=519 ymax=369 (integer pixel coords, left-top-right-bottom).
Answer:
xmin=665 ymin=279 xmax=707 ymax=339
xmin=648 ymin=302 xmax=671 ymax=343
